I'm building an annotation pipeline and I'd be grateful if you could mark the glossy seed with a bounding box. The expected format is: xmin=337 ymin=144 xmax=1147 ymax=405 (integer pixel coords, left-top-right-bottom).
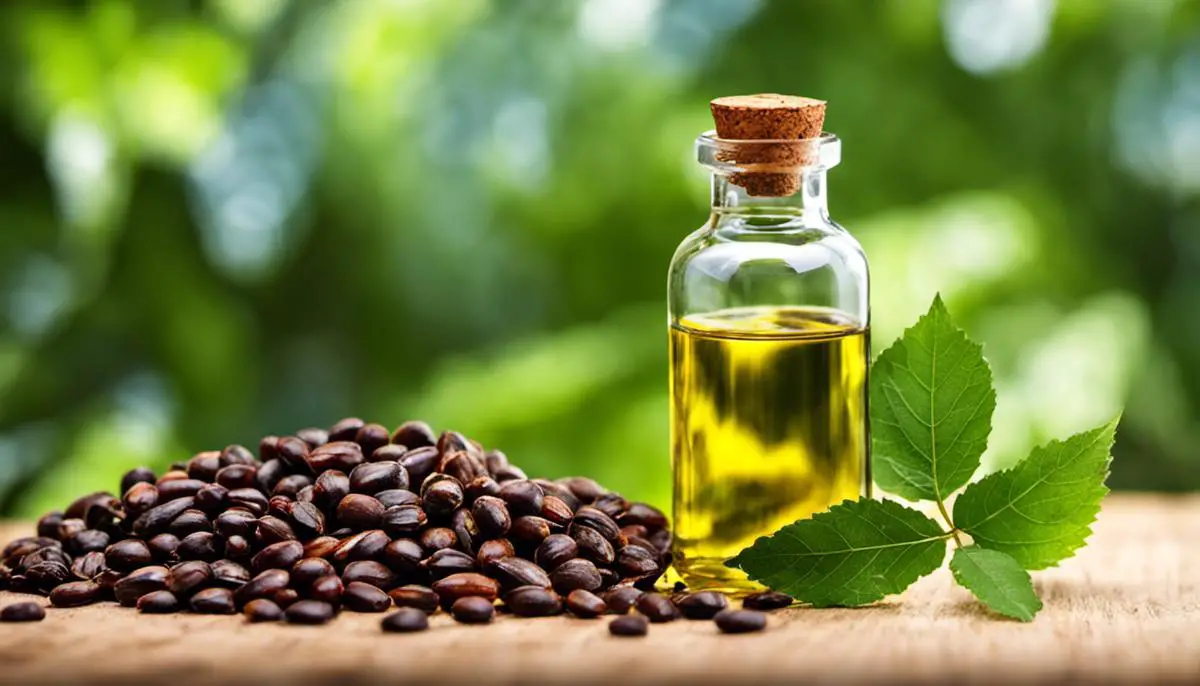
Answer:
xmin=147 ymin=534 xmax=181 ymax=563
xmin=558 ymin=477 xmax=606 ymax=503
xmin=565 ymin=589 xmax=607 ymax=618
xmin=336 ymin=494 xmax=385 ymax=530
xmin=608 ymin=614 xmax=648 ymax=637
xmin=488 ymin=556 xmax=552 ymax=591
xmin=432 ymin=573 xmax=499 ymax=607
xmin=399 ymin=447 xmax=440 ymax=489
xmin=381 ymin=607 xmax=429 ymax=633
xmin=309 ymin=575 xmax=344 ymax=608
xmin=349 ymin=462 xmax=407 ymax=495
xmin=450 ymin=596 xmax=494 ymax=624
xmin=291 ymin=558 xmax=336 ymax=588
xmin=255 ymin=516 xmax=296 ymax=545
xmin=392 ymin=421 xmax=436 ymax=449
xmin=419 ymin=527 xmax=458 ymax=554
xmin=550 ymin=558 xmax=601 ymax=595
xmin=332 ymin=529 xmax=390 ymax=564
xmin=190 ymin=587 xmax=236 ymax=615
xmin=211 ymin=560 xmax=252 ymax=588
xmin=505 ymin=586 xmax=563 ymax=617
xmin=307 ymin=441 xmax=364 ymax=474
xmin=388 ymin=585 xmax=440 ymax=614
xmin=71 ymin=551 xmax=106 ymax=580
xmin=121 ymin=467 xmax=157 ymax=496
xmin=273 ymin=588 xmax=300 ymax=609
xmin=105 ymin=539 xmax=153 ymax=572
xmin=375 ymin=489 xmax=419 ymax=508
xmin=233 ymin=569 xmax=290 ymax=608
xmin=176 ymin=531 xmax=221 ymax=562
xmin=251 ymin=540 xmax=303 ymax=573
xmin=635 ymin=593 xmax=680 ymax=623
xmin=573 ymin=526 xmax=615 ymax=566
xmin=244 ymin=598 xmax=284 ymax=622
xmin=602 ymin=587 xmax=643 ymax=614
xmin=534 ymin=534 xmax=578 ymax=571
xmin=137 ymin=590 xmax=181 ymax=614
xmin=497 ymin=480 xmax=544 ymax=517
xmin=328 ymin=417 xmax=366 ymax=443
xmin=285 ymin=599 xmax=335 ymax=625
xmin=676 ymin=591 xmax=729 ymax=620
xmin=421 ymin=548 xmax=476 ymax=580
xmin=472 ymin=496 xmax=511 ymax=539
xmin=49 ymin=580 xmax=102 ymax=608
xmin=354 ymin=423 xmax=391 ymax=457
xmin=342 ymin=560 xmax=395 ymax=590
xmin=572 ymin=506 xmax=622 ymax=543
xmin=465 ymin=476 xmax=501 ymax=503
xmin=742 ymin=590 xmax=794 ymax=611
xmin=368 ymin=444 xmax=408 ymax=464
xmin=113 ymin=566 xmax=170 ymax=607
xmin=343 ymin=581 xmax=392 ymax=613
xmin=0 ymin=602 xmax=46 ymax=622
xmin=381 ymin=504 xmax=427 ymax=537
xmin=541 ymin=495 xmax=574 ymax=527
xmin=383 ymin=539 xmax=425 ymax=576
xmin=165 ymin=560 xmax=213 ymax=597
xmin=421 ymin=476 xmax=465 ymax=517
xmin=476 ymin=539 xmax=516 ymax=568
xmin=714 ymin=609 xmax=768 ymax=633
xmin=509 ymin=516 xmax=554 ymax=544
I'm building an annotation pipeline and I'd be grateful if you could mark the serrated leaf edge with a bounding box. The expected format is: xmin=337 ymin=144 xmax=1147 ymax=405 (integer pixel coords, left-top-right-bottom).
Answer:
xmin=870 ymin=293 xmax=997 ymax=502
xmin=950 ymin=546 xmax=1043 ymax=622
xmin=954 ymin=418 xmax=1118 ymax=570
xmin=727 ymin=498 xmax=952 ymax=608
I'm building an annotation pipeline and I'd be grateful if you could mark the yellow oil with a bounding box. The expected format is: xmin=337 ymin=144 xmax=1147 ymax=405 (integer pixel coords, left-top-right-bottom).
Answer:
xmin=669 ymin=306 xmax=869 ymax=593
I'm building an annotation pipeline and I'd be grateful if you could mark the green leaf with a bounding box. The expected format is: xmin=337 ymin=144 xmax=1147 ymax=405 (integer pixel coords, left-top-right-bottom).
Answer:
xmin=950 ymin=546 xmax=1042 ymax=621
xmin=870 ymin=295 xmax=996 ymax=502
xmin=953 ymin=419 xmax=1118 ymax=570
xmin=726 ymin=498 xmax=950 ymax=607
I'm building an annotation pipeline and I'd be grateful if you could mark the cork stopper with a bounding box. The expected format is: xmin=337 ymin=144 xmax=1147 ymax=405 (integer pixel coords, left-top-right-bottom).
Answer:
xmin=710 ymin=94 xmax=827 ymax=197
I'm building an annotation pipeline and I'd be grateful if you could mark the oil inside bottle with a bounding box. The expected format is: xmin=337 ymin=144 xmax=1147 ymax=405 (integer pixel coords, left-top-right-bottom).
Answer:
xmin=669 ymin=306 xmax=869 ymax=593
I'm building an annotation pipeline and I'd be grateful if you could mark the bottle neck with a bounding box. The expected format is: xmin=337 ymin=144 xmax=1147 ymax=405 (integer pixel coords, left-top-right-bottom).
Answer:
xmin=710 ymin=169 xmax=829 ymax=221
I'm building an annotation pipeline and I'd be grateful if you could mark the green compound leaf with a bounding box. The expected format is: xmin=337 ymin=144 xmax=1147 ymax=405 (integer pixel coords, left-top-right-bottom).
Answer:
xmin=726 ymin=498 xmax=950 ymax=607
xmin=950 ymin=546 xmax=1043 ymax=621
xmin=953 ymin=419 xmax=1118 ymax=570
xmin=871 ymin=295 xmax=996 ymax=502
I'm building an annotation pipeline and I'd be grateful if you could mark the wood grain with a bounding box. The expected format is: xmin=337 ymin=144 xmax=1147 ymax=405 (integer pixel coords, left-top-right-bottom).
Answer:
xmin=1 ymin=494 xmax=1197 ymax=685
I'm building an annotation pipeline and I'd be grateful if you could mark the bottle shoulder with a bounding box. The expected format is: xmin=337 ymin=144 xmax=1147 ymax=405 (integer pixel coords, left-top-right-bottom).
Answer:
xmin=668 ymin=214 xmax=869 ymax=324
xmin=669 ymin=216 xmax=867 ymax=276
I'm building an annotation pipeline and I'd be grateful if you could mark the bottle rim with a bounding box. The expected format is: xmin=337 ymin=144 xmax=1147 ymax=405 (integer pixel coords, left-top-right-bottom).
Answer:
xmin=695 ymin=131 xmax=841 ymax=174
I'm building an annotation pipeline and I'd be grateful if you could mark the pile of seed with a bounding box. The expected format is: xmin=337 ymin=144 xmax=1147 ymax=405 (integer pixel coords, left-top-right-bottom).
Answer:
xmin=0 ymin=419 xmax=784 ymax=635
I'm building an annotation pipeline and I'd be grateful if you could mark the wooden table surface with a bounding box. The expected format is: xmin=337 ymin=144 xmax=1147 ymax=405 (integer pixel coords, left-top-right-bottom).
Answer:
xmin=1 ymin=493 xmax=1197 ymax=685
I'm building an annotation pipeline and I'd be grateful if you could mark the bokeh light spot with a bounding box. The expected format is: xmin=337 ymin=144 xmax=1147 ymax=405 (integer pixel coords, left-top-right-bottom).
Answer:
xmin=942 ymin=0 xmax=1055 ymax=75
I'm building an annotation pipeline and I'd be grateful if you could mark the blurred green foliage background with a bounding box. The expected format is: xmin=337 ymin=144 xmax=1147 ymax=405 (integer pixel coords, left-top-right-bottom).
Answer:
xmin=0 ymin=0 xmax=1197 ymax=517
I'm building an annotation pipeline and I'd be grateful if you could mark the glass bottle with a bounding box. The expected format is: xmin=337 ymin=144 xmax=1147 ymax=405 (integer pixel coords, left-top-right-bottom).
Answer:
xmin=667 ymin=132 xmax=870 ymax=593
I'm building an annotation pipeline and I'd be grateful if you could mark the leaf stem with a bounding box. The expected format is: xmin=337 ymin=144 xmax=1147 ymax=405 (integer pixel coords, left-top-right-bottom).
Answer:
xmin=936 ymin=499 xmax=963 ymax=547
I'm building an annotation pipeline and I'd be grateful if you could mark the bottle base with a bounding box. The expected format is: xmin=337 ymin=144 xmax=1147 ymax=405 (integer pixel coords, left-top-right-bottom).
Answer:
xmin=663 ymin=557 xmax=767 ymax=597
